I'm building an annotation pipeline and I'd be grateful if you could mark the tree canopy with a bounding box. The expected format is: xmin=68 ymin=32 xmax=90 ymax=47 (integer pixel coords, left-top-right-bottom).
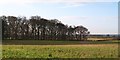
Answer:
xmin=0 ymin=15 xmax=90 ymax=40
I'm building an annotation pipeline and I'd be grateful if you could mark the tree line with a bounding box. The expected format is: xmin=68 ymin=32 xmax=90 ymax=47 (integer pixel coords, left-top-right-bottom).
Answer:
xmin=0 ymin=16 xmax=90 ymax=40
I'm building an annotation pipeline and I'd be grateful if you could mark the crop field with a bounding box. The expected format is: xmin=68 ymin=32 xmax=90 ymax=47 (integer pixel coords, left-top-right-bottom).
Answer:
xmin=2 ymin=40 xmax=119 ymax=58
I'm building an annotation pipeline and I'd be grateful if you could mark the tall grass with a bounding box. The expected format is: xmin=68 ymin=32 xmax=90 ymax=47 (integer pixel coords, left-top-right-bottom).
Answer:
xmin=2 ymin=40 xmax=119 ymax=58
xmin=2 ymin=44 xmax=118 ymax=58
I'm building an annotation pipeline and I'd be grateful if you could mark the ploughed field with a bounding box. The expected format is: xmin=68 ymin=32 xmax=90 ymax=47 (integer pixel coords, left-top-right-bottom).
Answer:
xmin=2 ymin=40 xmax=119 ymax=58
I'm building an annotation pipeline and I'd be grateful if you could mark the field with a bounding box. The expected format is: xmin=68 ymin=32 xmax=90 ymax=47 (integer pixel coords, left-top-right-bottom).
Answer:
xmin=2 ymin=40 xmax=119 ymax=58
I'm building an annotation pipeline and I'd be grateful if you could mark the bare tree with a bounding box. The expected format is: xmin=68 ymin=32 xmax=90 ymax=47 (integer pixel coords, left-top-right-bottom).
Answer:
xmin=1 ymin=15 xmax=90 ymax=41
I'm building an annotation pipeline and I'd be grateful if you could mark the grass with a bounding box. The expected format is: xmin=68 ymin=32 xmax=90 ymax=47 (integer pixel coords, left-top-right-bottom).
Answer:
xmin=2 ymin=40 xmax=120 ymax=45
xmin=0 ymin=45 xmax=2 ymax=59
xmin=2 ymin=40 xmax=119 ymax=58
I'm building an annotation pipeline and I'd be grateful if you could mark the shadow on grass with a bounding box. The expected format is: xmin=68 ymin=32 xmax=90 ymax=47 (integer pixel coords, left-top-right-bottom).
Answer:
xmin=1 ymin=58 xmax=119 ymax=60
xmin=2 ymin=40 xmax=120 ymax=45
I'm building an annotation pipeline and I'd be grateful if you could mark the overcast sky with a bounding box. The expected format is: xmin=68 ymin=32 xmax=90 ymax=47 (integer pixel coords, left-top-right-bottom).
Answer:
xmin=0 ymin=0 xmax=119 ymax=34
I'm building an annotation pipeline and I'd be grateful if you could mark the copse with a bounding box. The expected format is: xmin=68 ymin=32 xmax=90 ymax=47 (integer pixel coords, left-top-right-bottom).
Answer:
xmin=0 ymin=15 xmax=90 ymax=40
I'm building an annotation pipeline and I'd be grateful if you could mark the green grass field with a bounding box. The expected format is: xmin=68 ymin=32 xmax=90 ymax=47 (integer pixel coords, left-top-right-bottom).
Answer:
xmin=2 ymin=40 xmax=119 ymax=58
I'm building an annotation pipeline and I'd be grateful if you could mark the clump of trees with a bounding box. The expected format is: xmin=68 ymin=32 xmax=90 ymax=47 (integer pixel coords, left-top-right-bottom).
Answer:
xmin=0 ymin=15 xmax=90 ymax=40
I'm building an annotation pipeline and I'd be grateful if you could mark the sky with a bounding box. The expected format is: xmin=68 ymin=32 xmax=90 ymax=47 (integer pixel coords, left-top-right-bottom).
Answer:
xmin=0 ymin=0 xmax=119 ymax=34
